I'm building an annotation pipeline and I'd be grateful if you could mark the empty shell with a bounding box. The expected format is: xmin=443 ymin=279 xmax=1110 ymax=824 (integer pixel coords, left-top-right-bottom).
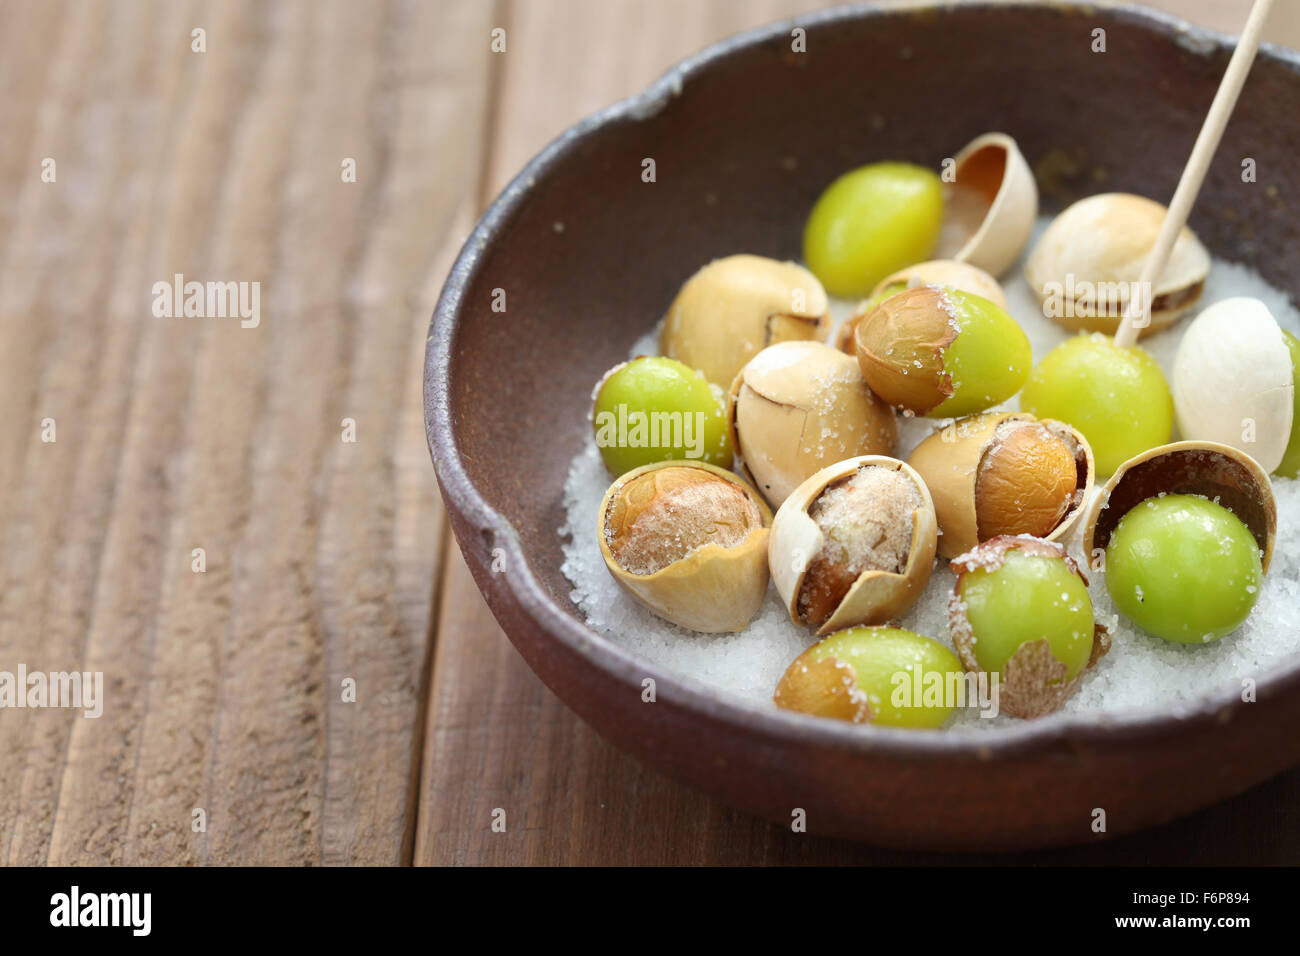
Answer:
xmin=934 ymin=132 xmax=1038 ymax=277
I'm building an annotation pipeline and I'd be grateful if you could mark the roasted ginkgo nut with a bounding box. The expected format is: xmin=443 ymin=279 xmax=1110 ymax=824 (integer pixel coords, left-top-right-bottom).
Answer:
xmin=948 ymin=536 xmax=1108 ymax=719
xmin=597 ymin=461 xmax=772 ymax=634
xmin=803 ymin=162 xmax=944 ymax=298
xmin=1026 ymin=193 xmax=1210 ymax=336
xmin=605 ymin=468 xmax=762 ymax=575
xmin=906 ymin=412 xmax=1093 ymax=560
xmin=853 ymin=285 xmax=1030 ymax=417
xmin=957 ymin=548 xmax=1094 ymax=681
xmin=1020 ymin=333 xmax=1172 ymax=477
xmin=1276 ymin=328 xmax=1300 ymax=478
xmin=975 ymin=420 xmax=1079 ymax=539
xmin=659 ymin=255 xmax=829 ymax=388
xmin=1104 ymin=494 xmax=1262 ymax=644
xmin=768 ymin=456 xmax=938 ymax=635
xmin=1171 ymin=298 xmax=1295 ymax=474
xmin=774 ymin=626 xmax=964 ymax=729
xmin=592 ymin=356 xmax=732 ymax=475
xmin=796 ymin=465 xmax=921 ymax=629
xmin=728 ymin=341 xmax=897 ymax=509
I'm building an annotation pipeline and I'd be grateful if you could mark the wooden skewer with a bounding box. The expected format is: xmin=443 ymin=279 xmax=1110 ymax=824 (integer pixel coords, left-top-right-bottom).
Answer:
xmin=1113 ymin=0 xmax=1276 ymax=349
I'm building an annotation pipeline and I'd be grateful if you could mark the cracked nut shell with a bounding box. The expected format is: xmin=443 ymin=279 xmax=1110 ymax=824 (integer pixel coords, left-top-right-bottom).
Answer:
xmin=659 ymin=254 xmax=830 ymax=387
xmin=907 ymin=411 xmax=1094 ymax=559
xmin=599 ymin=460 xmax=773 ymax=633
xmin=769 ymin=456 xmax=937 ymax=635
xmin=1083 ymin=440 xmax=1277 ymax=574
xmin=1025 ymin=193 xmax=1210 ymax=337
xmin=728 ymin=340 xmax=898 ymax=508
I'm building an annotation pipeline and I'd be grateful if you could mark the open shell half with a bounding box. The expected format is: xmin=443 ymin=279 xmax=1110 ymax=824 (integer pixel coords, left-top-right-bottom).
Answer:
xmin=769 ymin=456 xmax=937 ymax=635
xmin=934 ymin=132 xmax=1038 ymax=277
xmin=599 ymin=460 xmax=773 ymax=633
xmin=1083 ymin=440 xmax=1277 ymax=573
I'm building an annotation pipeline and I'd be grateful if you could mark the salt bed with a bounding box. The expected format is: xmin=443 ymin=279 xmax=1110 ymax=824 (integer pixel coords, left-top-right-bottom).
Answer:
xmin=559 ymin=218 xmax=1300 ymax=729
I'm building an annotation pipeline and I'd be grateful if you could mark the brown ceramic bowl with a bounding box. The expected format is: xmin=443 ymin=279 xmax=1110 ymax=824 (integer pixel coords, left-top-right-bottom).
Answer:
xmin=425 ymin=1 xmax=1300 ymax=850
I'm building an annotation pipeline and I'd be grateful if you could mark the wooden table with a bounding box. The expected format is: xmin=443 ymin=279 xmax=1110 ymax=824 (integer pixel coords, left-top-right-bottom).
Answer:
xmin=3 ymin=0 xmax=1298 ymax=866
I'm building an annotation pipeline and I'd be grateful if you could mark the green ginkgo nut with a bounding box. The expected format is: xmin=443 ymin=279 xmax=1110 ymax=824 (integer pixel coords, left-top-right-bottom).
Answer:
xmin=1021 ymin=334 xmax=1173 ymax=477
xmin=803 ymin=162 xmax=943 ymax=299
xmin=957 ymin=549 xmax=1095 ymax=681
xmin=592 ymin=357 xmax=733 ymax=474
xmin=931 ymin=290 xmax=1033 ymax=418
xmin=800 ymin=626 xmax=965 ymax=729
xmin=1105 ymin=494 xmax=1262 ymax=644
xmin=1275 ymin=329 xmax=1300 ymax=479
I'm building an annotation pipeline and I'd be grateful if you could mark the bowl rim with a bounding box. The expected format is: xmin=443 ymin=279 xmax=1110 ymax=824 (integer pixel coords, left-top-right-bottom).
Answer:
xmin=426 ymin=0 xmax=1300 ymax=760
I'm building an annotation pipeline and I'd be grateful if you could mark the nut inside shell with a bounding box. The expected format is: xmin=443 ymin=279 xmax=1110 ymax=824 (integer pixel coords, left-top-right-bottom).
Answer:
xmin=774 ymin=654 xmax=873 ymax=723
xmin=948 ymin=536 xmax=1111 ymax=719
xmin=769 ymin=456 xmax=938 ymax=635
xmin=598 ymin=461 xmax=773 ymax=633
xmin=604 ymin=466 xmax=764 ymax=574
xmin=853 ymin=285 xmax=959 ymax=414
xmin=1025 ymin=193 xmax=1210 ymax=336
xmin=907 ymin=412 xmax=1094 ymax=559
xmin=1083 ymin=441 xmax=1277 ymax=573
xmin=833 ymin=260 xmax=1008 ymax=355
xmin=975 ymin=419 xmax=1082 ymax=540
xmin=797 ymin=464 xmax=923 ymax=629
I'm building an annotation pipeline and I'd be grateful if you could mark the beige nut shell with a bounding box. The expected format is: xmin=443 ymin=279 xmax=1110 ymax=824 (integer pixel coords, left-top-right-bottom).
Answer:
xmin=659 ymin=254 xmax=830 ymax=387
xmin=907 ymin=411 xmax=1095 ymax=559
xmin=1025 ymin=193 xmax=1211 ymax=336
xmin=598 ymin=460 xmax=773 ymax=633
xmin=768 ymin=456 xmax=937 ymax=635
xmin=728 ymin=341 xmax=898 ymax=508
xmin=934 ymin=132 xmax=1038 ymax=277
xmin=1172 ymin=298 xmax=1295 ymax=474
xmin=832 ymin=259 xmax=1008 ymax=354
xmin=1083 ymin=440 xmax=1277 ymax=573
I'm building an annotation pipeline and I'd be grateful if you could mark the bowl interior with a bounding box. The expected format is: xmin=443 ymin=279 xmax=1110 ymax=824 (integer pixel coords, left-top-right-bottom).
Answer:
xmin=434 ymin=2 xmax=1300 ymax=686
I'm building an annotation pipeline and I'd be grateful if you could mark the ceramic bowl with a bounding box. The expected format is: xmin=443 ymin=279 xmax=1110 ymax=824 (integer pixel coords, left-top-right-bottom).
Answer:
xmin=425 ymin=1 xmax=1300 ymax=850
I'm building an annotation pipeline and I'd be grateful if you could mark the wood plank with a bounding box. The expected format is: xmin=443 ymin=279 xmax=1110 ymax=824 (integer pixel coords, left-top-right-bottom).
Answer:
xmin=416 ymin=0 xmax=843 ymax=867
xmin=0 ymin=0 xmax=491 ymax=865
xmin=1 ymin=0 xmax=201 ymax=868
xmin=416 ymin=0 xmax=1300 ymax=865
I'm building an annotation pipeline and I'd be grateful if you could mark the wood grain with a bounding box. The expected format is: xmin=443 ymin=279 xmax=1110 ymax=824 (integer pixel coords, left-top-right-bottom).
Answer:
xmin=0 ymin=0 xmax=491 ymax=865
xmin=415 ymin=0 xmax=1300 ymax=866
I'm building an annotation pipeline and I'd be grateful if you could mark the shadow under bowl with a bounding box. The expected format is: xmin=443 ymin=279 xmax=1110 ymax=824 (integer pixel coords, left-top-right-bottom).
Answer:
xmin=425 ymin=0 xmax=1300 ymax=851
